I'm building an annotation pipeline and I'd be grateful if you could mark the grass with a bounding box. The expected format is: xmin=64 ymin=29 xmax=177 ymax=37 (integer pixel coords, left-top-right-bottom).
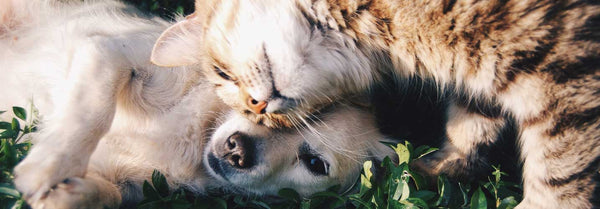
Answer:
xmin=0 ymin=106 xmax=523 ymax=209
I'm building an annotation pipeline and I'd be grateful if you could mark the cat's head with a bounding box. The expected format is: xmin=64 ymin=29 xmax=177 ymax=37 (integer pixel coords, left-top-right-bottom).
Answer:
xmin=151 ymin=0 xmax=375 ymax=128
xmin=204 ymin=105 xmax=396 ymax=196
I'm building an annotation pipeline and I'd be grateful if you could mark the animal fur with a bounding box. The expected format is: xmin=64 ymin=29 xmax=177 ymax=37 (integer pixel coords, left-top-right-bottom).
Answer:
xmin=151 ymin=0 xmax=600 ymax=208
xmin=0 ymin=1 xmax=396 ymax=208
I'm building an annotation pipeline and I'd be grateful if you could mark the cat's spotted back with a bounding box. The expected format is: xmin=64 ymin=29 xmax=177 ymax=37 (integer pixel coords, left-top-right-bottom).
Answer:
xmin=152 ymin=0 xmax=600 ymax=208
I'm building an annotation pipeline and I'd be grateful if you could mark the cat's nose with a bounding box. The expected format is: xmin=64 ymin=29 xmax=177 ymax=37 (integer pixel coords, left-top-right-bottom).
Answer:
xmin=223 ymin=133 xmax=255 ymax=169
xmin=247 ymin=97 xmax=267 ymax=114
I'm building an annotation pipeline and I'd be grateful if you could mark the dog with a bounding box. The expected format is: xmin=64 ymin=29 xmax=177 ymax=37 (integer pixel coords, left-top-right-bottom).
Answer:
xmin=0 ymin=1 xmax=396 ymax=208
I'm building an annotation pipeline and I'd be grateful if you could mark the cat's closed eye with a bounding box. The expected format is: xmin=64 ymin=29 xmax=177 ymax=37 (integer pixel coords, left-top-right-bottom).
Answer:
xmin=213 ymin=65 xmax=234 ymax=81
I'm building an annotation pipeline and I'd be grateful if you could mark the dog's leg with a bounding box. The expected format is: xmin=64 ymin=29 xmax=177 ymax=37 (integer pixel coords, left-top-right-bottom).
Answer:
xmin=30 ymin=173 xmax=122 ymax=209
xmin=13 ymin=37 xmax=131 ymax=205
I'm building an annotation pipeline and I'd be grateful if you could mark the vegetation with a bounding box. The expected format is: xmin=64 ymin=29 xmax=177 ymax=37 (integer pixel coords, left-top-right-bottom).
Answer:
xmin=0 ymin=106 xmax=37 ymax=209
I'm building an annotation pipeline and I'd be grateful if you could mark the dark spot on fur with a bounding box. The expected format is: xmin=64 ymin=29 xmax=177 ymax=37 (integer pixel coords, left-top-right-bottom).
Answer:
xmin=297 ymin=3 xmax=326 ymax=34
xmin=548 ymin=156 xmax=600 ymax=187
xmin=456 ymin=95 xmax=503 ymax=119
xmin=130 ymin=69 xmax=137 ymax=79
xmin=542 ymin=1 xmax=567 ymax=24
xmin=449 ymin=19 xmax=455 ymax=31
xmin=574 ymin=14 xmax=600 ymax=42
xmin=357 ymin=3 xmax=370 ymax=12
xmin=542 ymin=55 xmax=600 ymax=84
xmin=510 ymin=28 xmax=559 ymax=72
xmin=550 ymin=105 xmax=600 ymax=136
xmin=243 ymin=110 xmax=251 ymax=115
xmin=442 ymin=0 xmax=457 ymax=14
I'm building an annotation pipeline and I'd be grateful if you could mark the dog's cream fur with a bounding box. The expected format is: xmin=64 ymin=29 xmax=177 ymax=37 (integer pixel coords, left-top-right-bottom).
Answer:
xmin=0 ymin=1 xmax=395 ymax=208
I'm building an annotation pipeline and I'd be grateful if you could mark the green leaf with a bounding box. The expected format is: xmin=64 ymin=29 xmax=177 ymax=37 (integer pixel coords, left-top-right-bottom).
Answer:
xmin=137 ymin=200 xmax=165 ymax=209
xmin=278 ymin=188 xmax=301 ymax=202
xmin=470 ymin=187 xmax=487 ymax=209
xmin=498 ymin=196 xmax=518 ymax=209
xmin=0 ymin=122 xmax=10 ymax=130
xmin=1 ymin=139 xmax=17 ymax=168
xmin=167 ymin=199 xmax=192 ymax=209
xmin=412 ymin=190 xmax=436 ymax=202
xmin=193 ymin=197 xmax=227 ymax=209
xmin=0 ymin=183 xmax=20 ymax=197
xmin=0 ymin=110 xmax=5 ymax=115
xmin=393 ymin=143 xmax=411 ymax=164
xmin=12 ymin=107 xmax=26 ymax=121
xmin=142 ymin=181 xmax=161 ymax=201
xmin=415 ymin=147 xmax=439 ymax=159
xmin=300 ymin=199 xmax=310 ymax=209
xmin=309 ymin=191 xmax=346 ymax=205
xmin=249 ymin=200 xmax=271 ymax=209
xmin=10 ymin=199 xmax=26 ymax=209
xmin=435 ymin=175 xmax=465 ymax=208
xmin=151 ymin=170 xmax=169 ymax=197
xmin=175 ymin=6 xmax=184 ymax=15
xmin=348 ymin=195 xmax=372 ymax=209
xmin=401 ymin=197 xmax=430 ymax=209
xmin=0 ymin=130 xmax=15 ymax=139
xmin=363 ymin=161 xmax=373 ymax=182
xmin=11 ymin=118 xmax=19 ymax=131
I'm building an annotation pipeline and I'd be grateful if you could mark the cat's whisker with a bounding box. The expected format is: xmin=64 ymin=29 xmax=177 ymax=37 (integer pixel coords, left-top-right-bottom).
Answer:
xmin=294 ymin=111 xmax=361 ymax=161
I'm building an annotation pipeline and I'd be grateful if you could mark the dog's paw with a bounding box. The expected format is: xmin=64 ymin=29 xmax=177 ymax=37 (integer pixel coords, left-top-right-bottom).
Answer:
xmin=28 ymin=177 xmax=115 ymax=209
xmin=13 ymin=147 xmax=88 ymax=204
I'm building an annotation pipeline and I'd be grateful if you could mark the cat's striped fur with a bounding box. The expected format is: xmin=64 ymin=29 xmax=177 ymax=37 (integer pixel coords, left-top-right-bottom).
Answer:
xmin=151 ymin=0 xmax=600 ymax=208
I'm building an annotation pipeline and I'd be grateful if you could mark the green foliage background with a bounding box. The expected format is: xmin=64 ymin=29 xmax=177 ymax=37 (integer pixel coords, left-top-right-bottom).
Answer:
xmin=123 ymin=0 xmax=194 ymax=19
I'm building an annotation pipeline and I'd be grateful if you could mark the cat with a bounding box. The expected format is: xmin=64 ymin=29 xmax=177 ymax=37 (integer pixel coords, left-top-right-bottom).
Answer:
xmin=151 ymin=0 xmax=600 ymax=208
xmin=0 ymin=1 xmax=396 ymax=208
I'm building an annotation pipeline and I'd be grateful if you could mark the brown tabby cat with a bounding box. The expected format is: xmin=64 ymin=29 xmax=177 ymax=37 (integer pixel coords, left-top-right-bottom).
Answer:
xmin=151 ymin=0 xmax=600 ymax=208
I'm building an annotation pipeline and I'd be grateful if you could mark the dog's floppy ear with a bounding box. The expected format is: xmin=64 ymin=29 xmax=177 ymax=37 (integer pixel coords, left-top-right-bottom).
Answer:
xmin=151 ymin=0 xmax=222 ymax=67
xmin=151 ymin=15 xmax=204 ymax=67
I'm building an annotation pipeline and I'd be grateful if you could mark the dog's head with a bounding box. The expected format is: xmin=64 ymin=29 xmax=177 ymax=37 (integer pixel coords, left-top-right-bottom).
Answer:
xmin=203 ymin=105 xmax=396 ymax=197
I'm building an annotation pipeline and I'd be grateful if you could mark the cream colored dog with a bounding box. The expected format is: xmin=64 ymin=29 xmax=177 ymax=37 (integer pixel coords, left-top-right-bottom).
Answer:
xmin=0 ymin=1 xmax=395 ymax=208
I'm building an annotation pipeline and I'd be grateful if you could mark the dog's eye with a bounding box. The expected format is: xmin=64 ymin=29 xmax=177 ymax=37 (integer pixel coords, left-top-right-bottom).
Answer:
xmin=213 ymin=65 xmax=233 ymax=81
xmin=300 ymin=154 xmax=329 ymax=176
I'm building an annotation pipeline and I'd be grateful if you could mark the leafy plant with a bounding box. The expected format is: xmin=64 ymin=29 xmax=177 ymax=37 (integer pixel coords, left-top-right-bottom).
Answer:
xmin=0 ymin=105 xmax=38 ymax=209
xmin=122 ymin=0 xmax=194 ymax=19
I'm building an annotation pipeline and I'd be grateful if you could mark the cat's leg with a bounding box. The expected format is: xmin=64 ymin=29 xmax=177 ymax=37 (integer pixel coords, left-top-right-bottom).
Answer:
xmin=516 ymin=104 xmax=600 ymax=208
xmin=30 ymin=173 xmax=122 ymax=209
xmin=13 ymin=37 xmax=131 ymax=204
xmin=412 ymin=100 xmax=506 ymax=180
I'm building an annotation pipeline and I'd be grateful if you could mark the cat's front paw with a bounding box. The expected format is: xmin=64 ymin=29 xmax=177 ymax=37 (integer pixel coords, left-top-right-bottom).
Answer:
xmin=13 ymin=147 xmax=88 ymax=205
xmin=411 ymin=156 xmax=443 ymax=177
xmin=28 ymin=177 xmax=117 ymax=209
xmin=411 ymin=150 xmax=488 ymax=182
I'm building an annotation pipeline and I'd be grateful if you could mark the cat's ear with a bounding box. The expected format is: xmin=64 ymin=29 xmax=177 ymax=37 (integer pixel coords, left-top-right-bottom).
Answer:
xmin=151 ymin=14 xmax=204 ymax=67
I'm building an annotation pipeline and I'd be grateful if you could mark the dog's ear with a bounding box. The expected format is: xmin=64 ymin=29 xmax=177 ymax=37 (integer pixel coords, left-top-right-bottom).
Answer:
xmin=151 ymin=0 xmax=222 ymax=67
xmin=151 ymin=15 xmax=204 ymax=67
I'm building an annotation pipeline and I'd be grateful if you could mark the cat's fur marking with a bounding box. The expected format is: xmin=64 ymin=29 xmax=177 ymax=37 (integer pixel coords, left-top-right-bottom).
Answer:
xmin=304 ymin=1 xmax=600 ymax=208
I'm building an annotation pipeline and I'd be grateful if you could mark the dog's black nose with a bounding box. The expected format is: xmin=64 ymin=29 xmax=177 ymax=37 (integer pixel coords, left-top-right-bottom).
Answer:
xmin=223 ymin=132 xmax=255 ymax=169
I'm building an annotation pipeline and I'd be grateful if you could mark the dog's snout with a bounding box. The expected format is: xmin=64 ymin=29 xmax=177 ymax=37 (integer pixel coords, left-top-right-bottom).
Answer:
xmin=223 ymin=133 xmax=255 ymax=169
